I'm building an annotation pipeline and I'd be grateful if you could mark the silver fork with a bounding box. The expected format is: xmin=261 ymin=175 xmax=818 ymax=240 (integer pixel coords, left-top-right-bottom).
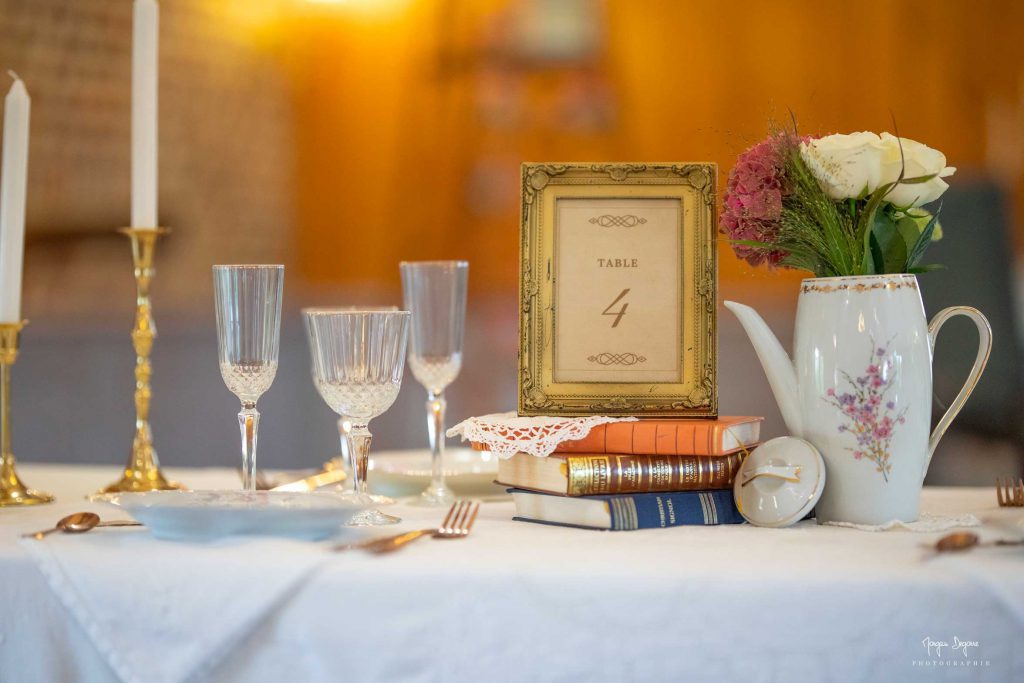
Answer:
xmin=336 ymin=500 xmax=480 ymax=554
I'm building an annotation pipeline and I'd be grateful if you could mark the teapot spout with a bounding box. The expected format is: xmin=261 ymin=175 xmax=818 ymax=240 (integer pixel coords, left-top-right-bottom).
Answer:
xmin=724 ymin=301 xmax=803 ymax=436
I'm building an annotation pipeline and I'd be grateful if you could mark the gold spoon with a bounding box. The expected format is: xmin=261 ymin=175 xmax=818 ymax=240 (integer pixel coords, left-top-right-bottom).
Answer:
xmin=24 ymin=512 xmax=142 ymax=540
xmin=933 ymin=531 xmax=1024 ymax=553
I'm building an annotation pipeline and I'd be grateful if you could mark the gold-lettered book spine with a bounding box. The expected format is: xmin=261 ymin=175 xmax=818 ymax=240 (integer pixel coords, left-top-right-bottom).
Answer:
xmin=565 ymin=453 xmax=744 ymax=496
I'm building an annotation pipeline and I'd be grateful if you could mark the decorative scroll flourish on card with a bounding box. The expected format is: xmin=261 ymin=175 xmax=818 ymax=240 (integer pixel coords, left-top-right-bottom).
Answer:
xmin=588 ymin=352 xmax=647 ymax=366
xmin=589 ymin=215 xmax=647 ymax=228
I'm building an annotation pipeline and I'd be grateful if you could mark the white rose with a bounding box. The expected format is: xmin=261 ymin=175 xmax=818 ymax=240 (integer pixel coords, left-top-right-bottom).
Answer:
xmin=877 ymin=132 xmax=955 ymax=207
xmin=800 ymin=132 xmax=887 ymax=200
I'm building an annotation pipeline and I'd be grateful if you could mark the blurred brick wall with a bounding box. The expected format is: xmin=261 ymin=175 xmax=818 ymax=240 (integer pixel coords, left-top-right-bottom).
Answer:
xmin=0 ymin=0 xmax=294 ymax=321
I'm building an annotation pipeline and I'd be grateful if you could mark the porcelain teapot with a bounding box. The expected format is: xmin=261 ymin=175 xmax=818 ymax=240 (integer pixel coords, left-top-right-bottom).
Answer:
xmin=725 ymin=274 xmax=991 ymax=525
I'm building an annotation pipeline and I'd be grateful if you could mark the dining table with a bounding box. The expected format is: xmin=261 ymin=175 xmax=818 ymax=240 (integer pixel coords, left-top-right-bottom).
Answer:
xmin=1 ymin=462 xmax=1022 ymax=683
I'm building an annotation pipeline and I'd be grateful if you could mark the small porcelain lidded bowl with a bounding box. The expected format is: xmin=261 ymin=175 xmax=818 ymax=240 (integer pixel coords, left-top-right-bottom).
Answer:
xmin=733 ymin=437 xmax=826 ymax=528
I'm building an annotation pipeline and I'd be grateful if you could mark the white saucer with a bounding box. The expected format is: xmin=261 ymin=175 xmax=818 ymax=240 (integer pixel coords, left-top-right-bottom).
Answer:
xmin=369 ymin=448 xmax=504 ymax=498
xmin=733 ymin=436 xmax=826 ymax=528
xmin=93 ymin=490 xmax=370 ymax=541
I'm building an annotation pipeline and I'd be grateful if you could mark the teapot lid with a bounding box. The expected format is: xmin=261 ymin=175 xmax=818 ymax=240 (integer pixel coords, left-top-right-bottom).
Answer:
xmin=734 ymin=436 xmax=825 ymax=528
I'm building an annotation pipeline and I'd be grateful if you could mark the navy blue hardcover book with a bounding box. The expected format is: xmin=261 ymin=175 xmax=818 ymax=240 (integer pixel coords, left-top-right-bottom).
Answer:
xmin=509 ymin=487 xmax=744 ymax=531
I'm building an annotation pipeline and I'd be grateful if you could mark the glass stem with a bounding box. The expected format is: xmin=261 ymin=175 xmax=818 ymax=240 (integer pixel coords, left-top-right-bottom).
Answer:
xmin=238 ymin=402 xmax=260 ymax=492
xmin=337 ymin=417 xmax=355 ymax=492
xmin=346 ymin=422 xmax=372 ymax=496
xmin=426 ymin=390 xmax=446 ymax=494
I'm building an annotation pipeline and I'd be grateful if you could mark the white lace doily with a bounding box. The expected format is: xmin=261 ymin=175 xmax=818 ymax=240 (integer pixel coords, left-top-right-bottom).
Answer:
xmin=446 ymin=412 xmax=637 ymax=459
xmin=822 ymin=512 xmax=981 ymax=532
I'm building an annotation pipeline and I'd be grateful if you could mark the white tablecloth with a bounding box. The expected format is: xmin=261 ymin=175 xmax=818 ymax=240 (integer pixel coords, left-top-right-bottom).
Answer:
xmin=1 ymin=464 xmax=1022 ymax=682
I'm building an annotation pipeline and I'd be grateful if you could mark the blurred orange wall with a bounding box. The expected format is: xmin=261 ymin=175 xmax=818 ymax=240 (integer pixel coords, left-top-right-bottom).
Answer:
xmin=282 ymin=0 xmax=1024 ymax=297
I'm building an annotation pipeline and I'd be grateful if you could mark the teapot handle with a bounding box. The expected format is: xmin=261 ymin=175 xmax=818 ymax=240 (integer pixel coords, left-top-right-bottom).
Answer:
xmin=925 ymin=306 xmax=992 ymax=470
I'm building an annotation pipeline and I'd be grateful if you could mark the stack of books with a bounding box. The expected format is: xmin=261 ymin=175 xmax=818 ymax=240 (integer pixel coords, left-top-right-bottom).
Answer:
xmin=488 ymin=417 xmax=762 ymax=530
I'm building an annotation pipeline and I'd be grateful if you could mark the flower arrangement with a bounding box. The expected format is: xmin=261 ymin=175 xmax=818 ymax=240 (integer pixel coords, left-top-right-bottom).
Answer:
xmin=824 ymin=339 xmax=908 ymax=482
xmin=722 ymin=129 xmax=954 ymax=277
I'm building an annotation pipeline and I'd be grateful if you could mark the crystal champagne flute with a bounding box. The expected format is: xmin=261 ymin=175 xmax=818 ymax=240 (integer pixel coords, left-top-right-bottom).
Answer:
xmin=400 ymin=261 xmax=468 ymax=506
xmin=303 ymin=309 xmax=409 ymax=526
xmin=213 ymin=265 xmax=284 ymax=493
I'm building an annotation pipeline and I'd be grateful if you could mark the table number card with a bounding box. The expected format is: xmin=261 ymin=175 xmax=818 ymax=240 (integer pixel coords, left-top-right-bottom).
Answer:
xmin=519 ymin=164 xmax=717 ymax=416
xmin=555 ymin=197 xmax=681 ymax=384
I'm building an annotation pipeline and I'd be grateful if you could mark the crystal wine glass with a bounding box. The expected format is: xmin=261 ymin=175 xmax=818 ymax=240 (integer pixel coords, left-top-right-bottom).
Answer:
xmin=302 ymin=305 xmax=398 ymax=495
xmin=213 ymin=265 xmax=284 ymax=493
xmin=303 ymin=309 xmax=409 ymax=526
xmin=400 ymin=261 xmax=469 ymax=506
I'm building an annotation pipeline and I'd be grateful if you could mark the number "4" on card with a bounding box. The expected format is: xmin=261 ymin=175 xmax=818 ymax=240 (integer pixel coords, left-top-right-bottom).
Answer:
xmin=602 ymin=288 xmax=630 ymax=328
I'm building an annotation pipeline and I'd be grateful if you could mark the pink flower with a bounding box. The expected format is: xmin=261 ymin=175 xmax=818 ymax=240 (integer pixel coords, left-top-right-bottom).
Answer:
xmin=724 ymin=193 xmax=743 ymax=216
xmin=826 ymin=388 xmax=835 ymax=397
xmin=734 ymin=189 xmax=783 ymax=221
xmin=721 ymin=134 xmax=793 ymax=267
xmin=733 ymin=160 xmax=773 ymax=193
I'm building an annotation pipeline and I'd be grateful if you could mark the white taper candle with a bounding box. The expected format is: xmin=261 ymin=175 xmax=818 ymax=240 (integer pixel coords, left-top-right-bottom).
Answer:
xmin=0 ymin=72 xmax=30 ymax=323
xmin=131 ymin=0 xmax=159 ymax=229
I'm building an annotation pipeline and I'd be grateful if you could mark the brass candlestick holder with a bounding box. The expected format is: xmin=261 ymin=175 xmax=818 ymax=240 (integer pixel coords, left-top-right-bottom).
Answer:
xmin=100 ymin=228 xmax=185 ymax=493
xmin=0 ymin=321 xmax=54 ymax=506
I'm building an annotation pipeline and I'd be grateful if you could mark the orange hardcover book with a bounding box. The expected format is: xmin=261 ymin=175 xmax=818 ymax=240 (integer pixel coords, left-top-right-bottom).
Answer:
xmin=553 ymin=417 xmax=762 ymax=457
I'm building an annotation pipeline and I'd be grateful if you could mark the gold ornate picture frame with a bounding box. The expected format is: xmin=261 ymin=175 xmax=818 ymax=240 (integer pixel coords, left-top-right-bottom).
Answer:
xmin=519 ymin=163 xmax=717 ymax=417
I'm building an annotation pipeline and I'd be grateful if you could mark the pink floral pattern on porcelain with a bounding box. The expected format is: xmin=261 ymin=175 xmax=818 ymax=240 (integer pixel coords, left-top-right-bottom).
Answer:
xmin=825 ymin=339 xmax=908 ymax=482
